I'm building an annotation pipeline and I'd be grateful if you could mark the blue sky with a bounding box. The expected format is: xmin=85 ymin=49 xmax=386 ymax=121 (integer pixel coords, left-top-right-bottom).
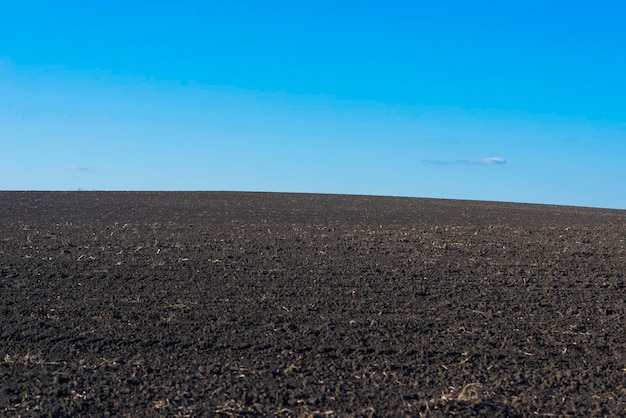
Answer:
xmin=1 ymin=1 xmax=625 ymax=208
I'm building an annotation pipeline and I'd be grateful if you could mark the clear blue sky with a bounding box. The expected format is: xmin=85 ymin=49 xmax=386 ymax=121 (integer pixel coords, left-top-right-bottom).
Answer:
xmin=1 ymin=1 xmax=625 ymax=209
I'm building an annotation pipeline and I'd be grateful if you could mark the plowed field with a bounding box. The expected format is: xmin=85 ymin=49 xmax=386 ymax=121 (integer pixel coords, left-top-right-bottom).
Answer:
xmin=1 ymin=192 xmax=625 ymax=416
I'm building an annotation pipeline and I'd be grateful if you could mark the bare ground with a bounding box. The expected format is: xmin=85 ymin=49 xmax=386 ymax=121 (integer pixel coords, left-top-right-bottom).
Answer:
xmin=1 ymin=191 xmax=625 ymax=417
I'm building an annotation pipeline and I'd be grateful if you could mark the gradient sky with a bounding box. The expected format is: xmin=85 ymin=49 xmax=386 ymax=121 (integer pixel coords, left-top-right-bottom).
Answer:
xmin=1 ymin=1 xmax=625 ymax=209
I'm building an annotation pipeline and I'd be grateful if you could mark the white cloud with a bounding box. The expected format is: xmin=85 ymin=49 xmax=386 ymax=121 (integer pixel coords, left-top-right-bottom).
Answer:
xmin=70 ymin=164 xmax=88 ymax=171
xmin=463 ymin=157 xmax=507 ymax=165
xmin=424 ymin=157 xmax=507 ymax=166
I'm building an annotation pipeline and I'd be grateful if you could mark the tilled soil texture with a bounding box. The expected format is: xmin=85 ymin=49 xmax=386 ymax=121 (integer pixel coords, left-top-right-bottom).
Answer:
xmin=1 ymin=192 xmax=626 ymax=417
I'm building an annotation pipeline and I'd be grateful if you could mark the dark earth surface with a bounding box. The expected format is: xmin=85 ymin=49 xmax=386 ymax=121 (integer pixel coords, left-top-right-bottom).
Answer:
xmin=1 ymin=191 xmax=625 ymax=417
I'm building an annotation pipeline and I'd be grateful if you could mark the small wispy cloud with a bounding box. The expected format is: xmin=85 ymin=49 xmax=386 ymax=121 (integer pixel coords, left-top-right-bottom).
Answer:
xmin=461 ymin=157 xmax=507 ymax=165
xmin=424 ymin=157 xmax=507 ymax=166
xmin=70 ymin=164 xmax=88 ymax=171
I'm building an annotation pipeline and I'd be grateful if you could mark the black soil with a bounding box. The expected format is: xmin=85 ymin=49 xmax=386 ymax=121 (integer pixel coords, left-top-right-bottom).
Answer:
xmin=1 ymin=191 xmax=625 ymax=417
